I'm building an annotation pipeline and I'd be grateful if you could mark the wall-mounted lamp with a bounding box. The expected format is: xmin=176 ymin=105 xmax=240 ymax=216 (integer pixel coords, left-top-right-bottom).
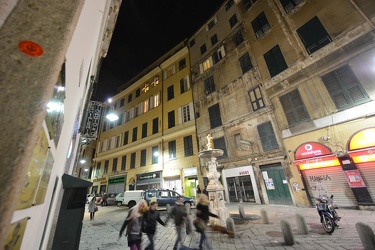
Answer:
xmin=105 ymin=98 xmax=119 ymax=121
xmin=80 ymin=159 xmax=86 ymax=164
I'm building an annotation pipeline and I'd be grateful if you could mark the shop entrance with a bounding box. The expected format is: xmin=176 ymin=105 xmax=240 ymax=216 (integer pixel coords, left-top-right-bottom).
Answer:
xmin=261 ymin=165 xmax=293 ymax=205
xmin=226 ymin=175 xmax=255 ymax=202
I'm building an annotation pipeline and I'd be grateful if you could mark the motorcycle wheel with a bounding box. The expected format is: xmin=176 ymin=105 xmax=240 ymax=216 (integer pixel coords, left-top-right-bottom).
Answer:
xmin=322 ymin=215 xmax=335 ymax=234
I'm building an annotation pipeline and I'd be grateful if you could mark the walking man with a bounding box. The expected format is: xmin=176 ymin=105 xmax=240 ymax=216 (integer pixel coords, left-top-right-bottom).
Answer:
xmin=167 ymin=196 xmax=187 ymax=250
xmin=144 ymin=202 xmax=165 ymax=250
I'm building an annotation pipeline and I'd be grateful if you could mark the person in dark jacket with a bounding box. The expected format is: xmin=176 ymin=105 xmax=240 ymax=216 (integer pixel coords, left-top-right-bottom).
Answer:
xmin=144 ymin=202 xmax=165 ymax=250
xmin=166 ymin=196 xmax=187 ymax=250
xmin=203 ymin=186 xmax=208 ymax=196
xmin=196 ymin=194 xmax=219 ymax=250
xmin=119 ymin=200 xmax=147 ymax=250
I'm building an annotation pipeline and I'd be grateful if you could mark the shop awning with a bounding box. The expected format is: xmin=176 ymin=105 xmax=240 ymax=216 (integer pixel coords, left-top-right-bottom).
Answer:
xmin=294 ymin=154 xmax=340 ymax=170
xmin=293 ymin=142 xmax=339 ymax=170
xmin=348 ymin=147 xmax=375 ymax=164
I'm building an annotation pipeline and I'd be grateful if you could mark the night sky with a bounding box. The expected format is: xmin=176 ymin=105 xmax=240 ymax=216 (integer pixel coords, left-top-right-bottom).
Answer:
xmin=92 ymin=0 xmax=226 ymax=102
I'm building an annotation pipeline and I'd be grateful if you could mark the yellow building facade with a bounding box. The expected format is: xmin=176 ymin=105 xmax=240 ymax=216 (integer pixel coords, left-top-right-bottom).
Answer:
xmin=93 ymin=43 xmax=202 ymax=197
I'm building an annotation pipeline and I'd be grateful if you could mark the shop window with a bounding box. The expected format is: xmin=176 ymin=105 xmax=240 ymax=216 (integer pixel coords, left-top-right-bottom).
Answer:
xmin=121 ymin=155 xmax=126 ymax=170
xmin=130 ymin=153 xmax=136 ymax=169
xmin=204 ymin=76 xmax=216 ymax=95
xmin=211 ymin=34 xmax=218 ymax=46
xmin=140 ymin=149 xmax=146 ymax=166
xmin=168 ymin=110 xmax=175 ymax=128
xmin=152 ymin=146 xmax=158 ymax=164
xmin=104 ymin=160 xmax=109 ymax=174
xmin=184 ymin=135 xmax=194 ymax=156
xmin=322 ymin=65 xmax=370 ymax=110
xmin=213 ymin=137 xmax=228 ymax=159
xmin=280 ymin=0 xmax=302 ymax=13
xmin=280 ymin=89 xmax=310 ymax=126
xmin=132 ymin=127 xmax=137 ymax=142
xmin=200 ymin=44 xmax=207 ymax=55
xmin=169 ymin=140 xmax=176 ymax=160
xmin=297 ymin=16 xmax=331 ymax=55
xmin=167 ymin=85 xmax=174 ymax=100
xmin=249 ymin=86 xmax=265 ymax=111
xmin=179 ymin=58 xmax=186 ymax=71
xmin=208 ymin=103 xmax=222 ymax=129
xmin=244 ymin=0 xmax=257 ymax=10
xmin=239 ymin=53 xmax=253 ymax=74
xmin=112 ymin=158 xmax=118 ymax=172
xmin=152 ymin=118 xmax=158 ymax=134
xmin=252 ymin=11 xmax=270 ymax=39
xmin=229 ymin=14 xmax=238 ymax=28
xmin=124 ymin=131 xmax=129 ymax=145
xmin=233 ymin=30 xmax=244 ymax=47
xmin=142 ymin=122 xmax=147 ymax=138
xmin=264 ymin=45 xmax=288 ymax=77
xmin=257 ymin=121 xmax=279 ymax=152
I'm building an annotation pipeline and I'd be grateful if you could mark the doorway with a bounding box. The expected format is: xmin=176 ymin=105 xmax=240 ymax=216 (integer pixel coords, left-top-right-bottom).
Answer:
xmin=261 ymin=164 xmax=293 ymax=205
xmin=226 ymin=175 xmax=255 ymax=202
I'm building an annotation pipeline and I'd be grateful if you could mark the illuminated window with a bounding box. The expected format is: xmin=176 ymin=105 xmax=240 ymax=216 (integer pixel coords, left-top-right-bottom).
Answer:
xmin=142 ymin=83 xmax=149 ymax=92
xmin=152 ymin=76 xmax=159 ymax=86
xmin=153 ymin=93 xmax=160 ymax=107
xmin=203 ymin=57 xmax=213 ymax=71
xmin=143 ymin=99 xmax=149 ymax=113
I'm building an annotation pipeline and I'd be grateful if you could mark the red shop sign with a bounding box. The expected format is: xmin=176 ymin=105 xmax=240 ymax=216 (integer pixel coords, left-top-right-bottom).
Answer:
xmin=295 ymin=142 xmax=333 ymax=160
xmin=344 ymin=170 xmax=366 ymax=188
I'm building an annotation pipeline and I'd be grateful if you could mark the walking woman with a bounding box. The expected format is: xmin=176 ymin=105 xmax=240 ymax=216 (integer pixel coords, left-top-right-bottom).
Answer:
xmin=144 ymin=201 xmax=165 ymax=250
xmin=196 ymin=194 xmax=219 ymax=250
xmin=88 ymin=195 xmax=97 ymax=221
xmin=119 ymin=200 xmax=147 ymax=250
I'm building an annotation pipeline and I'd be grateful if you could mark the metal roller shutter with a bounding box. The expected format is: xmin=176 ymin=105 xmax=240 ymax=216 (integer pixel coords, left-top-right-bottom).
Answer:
xmin=357 ymin=162 xmax=375 ymax=202
xmin=302 ymin=166 xmax=357 ymax=208
xmin=108 ymin=183 xmax=125 ymax=193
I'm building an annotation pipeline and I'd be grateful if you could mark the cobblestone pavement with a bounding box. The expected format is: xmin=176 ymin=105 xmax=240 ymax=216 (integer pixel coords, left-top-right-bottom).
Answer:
xmin=79 ymin=203 xmax=375 ymax=250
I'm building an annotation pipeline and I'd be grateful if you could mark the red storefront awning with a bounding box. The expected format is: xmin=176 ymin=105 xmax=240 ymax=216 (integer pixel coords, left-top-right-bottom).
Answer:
xmin=347 ymin=128 xmax=375 ymax=164
xmin=293 ymin=142 xmax=340 ymax=170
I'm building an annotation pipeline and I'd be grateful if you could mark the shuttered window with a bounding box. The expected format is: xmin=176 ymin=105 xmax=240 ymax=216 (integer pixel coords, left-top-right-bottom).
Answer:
xmin=208 ymin=103 xmax=222 ymax=129
xmin=130 ymin=153 xmax=136 ymax=169
xmin=184 ymin=135 xmax=194 ymax=156
xmin=297 ymin=16 xmax=331 ymax=55
xmin=104 ymin=160 xmax=109 ymax=174
xmin=124 ymin=131 xmax=129 ymax=145
xmin=213 ymin=137 xmax=228 ymax=159
xmin=132 ymin=127 xmax=137 ymax=142
xmin=264 ymin=45 xmax=288 ymax=77
xmin=140 ymin=149 xmax=146 ymax=166
xmin=257 ymin=121 xmax=279 ymax=152
xmin=169 ymin=140 xmax=176 ymax=159
xmin=168 ymin=110 xmax=175 ymax=128
xmin=112 ymin=158 xmax=118 ymax=172
xmin=280 ymin=89 xmax=310 ymax=126
xmin=321 ymin=65 xmax=369 ymax=110
xmin=121 ymin=155 xmax=126 ymax=170
xmin=152 ymin=118 xmax=158 ymax=134
xmin=152 ymin=146 xmax=158 ymax=164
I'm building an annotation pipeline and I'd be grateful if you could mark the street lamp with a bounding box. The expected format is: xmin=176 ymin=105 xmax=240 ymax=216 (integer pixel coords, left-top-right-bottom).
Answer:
xmin=105 ymin=98 xmax=119 ymax=121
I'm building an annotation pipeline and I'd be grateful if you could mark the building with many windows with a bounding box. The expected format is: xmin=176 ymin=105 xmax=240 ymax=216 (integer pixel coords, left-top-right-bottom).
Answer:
xmin=93 ymin=42 xmax=202 ymax=197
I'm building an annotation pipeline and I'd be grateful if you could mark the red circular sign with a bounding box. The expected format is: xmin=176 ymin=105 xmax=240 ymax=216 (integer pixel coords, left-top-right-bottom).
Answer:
xmin=18 ymin=41 xmax=43 ymax=57
xmin=294 ymin=142 xmax=333 ymax=160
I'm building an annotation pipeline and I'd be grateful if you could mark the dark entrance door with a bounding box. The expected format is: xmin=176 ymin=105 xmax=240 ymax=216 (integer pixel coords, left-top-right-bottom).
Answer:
xmin=261 ymin=164 xmax=293 ymax=205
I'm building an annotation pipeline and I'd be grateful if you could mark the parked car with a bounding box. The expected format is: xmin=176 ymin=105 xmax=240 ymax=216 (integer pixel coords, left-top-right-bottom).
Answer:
xmin=144 ymin=189 xmax=194 ymax=207
xmin=87 ymin=193 xmax=102 ymax=205
xmin=122 ymin=190 xmax=144 ymax=208
xmin=105 ymin=192 xmax=119 ymax=206
xmin=115 ymin=192 xmax=124 ymax=206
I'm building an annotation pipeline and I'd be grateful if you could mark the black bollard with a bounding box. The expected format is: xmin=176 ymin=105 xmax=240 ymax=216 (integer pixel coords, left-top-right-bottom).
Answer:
xmin=280 ymin=220 xmax=295 ymax=245
xmin=355 ymin=222 xmax=375 ymax=250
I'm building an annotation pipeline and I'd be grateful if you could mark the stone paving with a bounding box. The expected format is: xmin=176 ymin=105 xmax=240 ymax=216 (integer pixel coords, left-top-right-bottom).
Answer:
xmin=79 ymin=203 xmax=375 ymax=250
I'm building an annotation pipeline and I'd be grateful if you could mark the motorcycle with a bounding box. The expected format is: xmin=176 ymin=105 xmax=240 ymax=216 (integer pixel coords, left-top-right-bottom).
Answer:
xmin=316 ymin=194 xmax=340 ymax=233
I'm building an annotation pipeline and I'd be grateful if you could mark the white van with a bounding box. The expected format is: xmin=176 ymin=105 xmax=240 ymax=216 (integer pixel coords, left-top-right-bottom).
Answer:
xmin=122 ymin=190 xmax=144 ymax=208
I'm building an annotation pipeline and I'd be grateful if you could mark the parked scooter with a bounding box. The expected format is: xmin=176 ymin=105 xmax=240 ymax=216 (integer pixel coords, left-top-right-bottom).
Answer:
xmin=316 ymin=194 xmax=340 ymax=233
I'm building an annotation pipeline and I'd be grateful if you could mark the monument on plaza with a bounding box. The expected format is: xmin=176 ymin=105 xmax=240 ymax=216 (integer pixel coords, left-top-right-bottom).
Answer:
xmin=198 ymin=134 xmax=229 ymax=226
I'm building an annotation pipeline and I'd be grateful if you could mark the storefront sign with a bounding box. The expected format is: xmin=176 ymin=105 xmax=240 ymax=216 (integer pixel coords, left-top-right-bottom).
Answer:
xmin=239 ymin=170 xmax=249 ymax=176
xmin=344 ymin=170 xmax=366 ymax=188
xmin=138 ymin=173 xmax=158 ymax=180
xmin=348 ymin=147 xmax=375 ymax=163
xmin=294 ymin=154 xmax=340 ymax=170
xmin=348 ymin=128 xmax=375 ymax=150
xmin=109 ymin=177 xmax=125 ymax=184
xmin=183 ymin=167 xmax=197 ymax=177
xmin=92 ymin=177 xmax=107 ymax=183
xmin=295 ymin=142 xmax=333 ymax=160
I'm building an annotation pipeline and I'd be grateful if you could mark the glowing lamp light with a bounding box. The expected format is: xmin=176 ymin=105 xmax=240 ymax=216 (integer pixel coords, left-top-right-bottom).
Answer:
xmin=47 ymin=101 xmax=63 ymax=113
xmin=80 ymin=159 xmax=86 ymax=164
xmin=153 ymin=152 xmax=159 ymax=157
xmin=352 ymin=154 xmax=375 ymax=163
xmin=106 ymin=113 xmax=119 ymax=121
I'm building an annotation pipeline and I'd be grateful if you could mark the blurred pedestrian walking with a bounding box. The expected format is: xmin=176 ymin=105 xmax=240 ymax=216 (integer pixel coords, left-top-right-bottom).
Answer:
xmin=195 ymin=194 xmax=219 ymax=250
xmin=166 ymin=196 xmax=187 ymax=250
xmin=88 ymin=195 xmax=97 ymax=221
xmin=144 ymin=201 xmax=165 ymax=250
xmin=119 ymin=200 xmax=148 ymax=250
